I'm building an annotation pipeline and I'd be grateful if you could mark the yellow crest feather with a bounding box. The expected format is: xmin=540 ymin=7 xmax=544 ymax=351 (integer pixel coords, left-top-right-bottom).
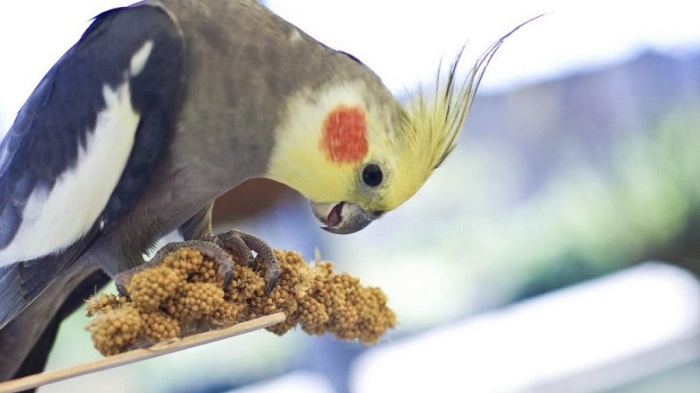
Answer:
xmin=384 ymin=18 xmax=539 ymax=211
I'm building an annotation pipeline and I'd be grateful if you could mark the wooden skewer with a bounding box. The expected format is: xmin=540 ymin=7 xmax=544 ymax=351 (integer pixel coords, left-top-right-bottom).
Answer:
xmin=0 ymin=312 xmax=286 ymax=393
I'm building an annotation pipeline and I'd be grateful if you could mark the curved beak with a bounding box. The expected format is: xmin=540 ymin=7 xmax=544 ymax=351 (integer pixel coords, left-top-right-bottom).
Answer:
xmin=310 ymin=201 xmax=382 ymax=234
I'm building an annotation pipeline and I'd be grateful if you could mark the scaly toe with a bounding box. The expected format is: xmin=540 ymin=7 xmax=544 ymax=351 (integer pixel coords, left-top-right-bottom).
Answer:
xmin=215 ymin=229 xmax=280 ymax=295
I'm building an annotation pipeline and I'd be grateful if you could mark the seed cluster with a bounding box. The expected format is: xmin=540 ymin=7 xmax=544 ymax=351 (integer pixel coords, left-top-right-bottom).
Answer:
xmin=86 ymin=247 xmax=396 ymax=356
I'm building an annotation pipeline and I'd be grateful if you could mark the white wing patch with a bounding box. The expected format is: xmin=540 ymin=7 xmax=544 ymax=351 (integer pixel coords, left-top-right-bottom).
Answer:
xmin=0 ymin=81 xmax=141 ymax=264
xmin=130 ymin=40 xmax=153 ymax=76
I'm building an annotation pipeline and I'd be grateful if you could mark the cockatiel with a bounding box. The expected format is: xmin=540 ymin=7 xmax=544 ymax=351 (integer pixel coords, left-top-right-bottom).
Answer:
xmin=0 ymin=0 xmax=526 ymax=382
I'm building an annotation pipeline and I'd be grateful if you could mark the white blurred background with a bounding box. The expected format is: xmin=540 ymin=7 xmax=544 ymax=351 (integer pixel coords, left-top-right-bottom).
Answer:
xmin=1 ymin=0 xmax=700 ymax=392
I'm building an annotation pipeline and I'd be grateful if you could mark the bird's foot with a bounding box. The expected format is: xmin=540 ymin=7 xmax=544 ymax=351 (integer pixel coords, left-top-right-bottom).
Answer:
xmin=114 ymin=231 xmax=279 ymax=298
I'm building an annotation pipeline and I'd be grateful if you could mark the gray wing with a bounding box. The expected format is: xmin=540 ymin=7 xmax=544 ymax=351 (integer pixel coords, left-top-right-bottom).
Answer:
xmin=0 ymin=3 xmax=185 ymax=329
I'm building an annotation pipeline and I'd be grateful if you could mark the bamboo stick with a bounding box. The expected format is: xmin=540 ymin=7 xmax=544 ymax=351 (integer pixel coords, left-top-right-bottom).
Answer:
xmin=0 ymin=312 xmax=286 ymax=393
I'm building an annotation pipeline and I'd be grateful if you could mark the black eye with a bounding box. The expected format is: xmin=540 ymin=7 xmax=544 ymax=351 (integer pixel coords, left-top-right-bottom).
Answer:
xmin=362 ymin=164 xmax=383 ymax=187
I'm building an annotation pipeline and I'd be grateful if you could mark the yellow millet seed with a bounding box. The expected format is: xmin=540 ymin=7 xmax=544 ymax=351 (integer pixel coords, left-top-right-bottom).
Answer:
xmin=141 ymin=311 xmax=180 ymax=342
xmin=86 ymin=246 xmax=396 ymax=355
xmin=227 ymin=263 xmax=265 ymax=302
xmin=190 ymin=258 xmax=219 ymax=284
xmin=85 ymin=293 xmax=121 ymax=316
xmin=210 ymin=301 xmax=245 ymax=324
xmin=167 ymin=247 xmax=206 ymax=279
xmin=297 ymin=296 xmax=330 ymax=334
xmin=266 ymin=318 xmax=297 ymax=336
xmin=177 ymin=282 xmax=225 ymax=322
xmin=127 ymin=266 xmax=181 ymax=312
xmin=86 ymin=305 xmax=142 ymax=356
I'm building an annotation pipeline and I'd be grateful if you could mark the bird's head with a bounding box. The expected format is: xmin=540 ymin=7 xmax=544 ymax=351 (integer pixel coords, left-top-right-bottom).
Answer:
xmin=266 ymin=29 xmax=517 ymax=234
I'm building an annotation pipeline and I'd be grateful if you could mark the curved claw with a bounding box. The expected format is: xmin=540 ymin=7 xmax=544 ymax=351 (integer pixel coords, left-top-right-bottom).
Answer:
xmin=215 ymin=229 xmax=280 ymax=296
xmin=263 ymin=268 xmax=280 ymax=296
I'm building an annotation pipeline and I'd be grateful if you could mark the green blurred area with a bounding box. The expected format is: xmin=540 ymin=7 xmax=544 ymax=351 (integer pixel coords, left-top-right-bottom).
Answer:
xmin=330 ymin=98 xmax=700 ymax=330
xmin=507 ymin=105 xmax=700 ymax=300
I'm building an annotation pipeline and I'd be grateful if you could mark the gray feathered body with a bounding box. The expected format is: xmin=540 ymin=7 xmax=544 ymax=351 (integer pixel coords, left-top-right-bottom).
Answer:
xmin=0 ymin=0 xmax=380 ymax=380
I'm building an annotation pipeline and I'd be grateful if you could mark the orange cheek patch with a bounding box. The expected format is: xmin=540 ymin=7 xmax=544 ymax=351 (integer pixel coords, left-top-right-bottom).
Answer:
xmin=320 ymin=106 xmax=368 ymax=164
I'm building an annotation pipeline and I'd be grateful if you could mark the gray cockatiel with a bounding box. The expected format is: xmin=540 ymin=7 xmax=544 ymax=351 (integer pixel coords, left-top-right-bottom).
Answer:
xmin=0 ymin=0 xmax=515 ymax=383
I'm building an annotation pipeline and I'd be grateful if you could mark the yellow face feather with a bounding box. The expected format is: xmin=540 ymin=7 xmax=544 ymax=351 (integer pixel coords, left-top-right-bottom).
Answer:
xmin=266 ymin=80 xmax=398 ymax=204
xmin=266 ymin=18 xmax=537 ymax=219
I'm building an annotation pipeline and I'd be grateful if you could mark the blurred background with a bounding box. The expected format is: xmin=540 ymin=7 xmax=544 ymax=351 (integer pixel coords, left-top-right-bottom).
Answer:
xmin=1 ymin=0 xmax=700 ymax=392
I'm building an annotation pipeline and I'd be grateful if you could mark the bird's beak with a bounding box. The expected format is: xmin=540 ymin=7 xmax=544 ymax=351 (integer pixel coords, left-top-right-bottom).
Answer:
xmin=310 ymin=201 xmax=382 ymax=234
